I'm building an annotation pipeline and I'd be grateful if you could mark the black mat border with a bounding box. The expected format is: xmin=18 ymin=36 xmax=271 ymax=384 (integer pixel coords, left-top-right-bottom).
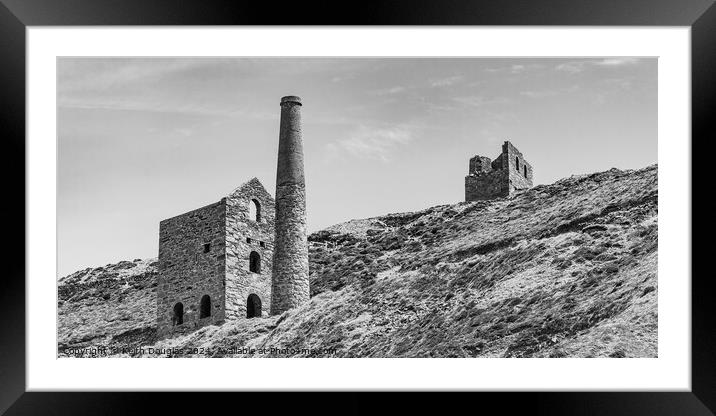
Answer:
xmin=1 ymin=0 xmax=713 ymax=414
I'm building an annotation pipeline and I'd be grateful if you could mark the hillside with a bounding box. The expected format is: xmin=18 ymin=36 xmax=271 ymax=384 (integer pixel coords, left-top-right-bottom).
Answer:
xmin=58 ymin=165 xmax=657 ymax=358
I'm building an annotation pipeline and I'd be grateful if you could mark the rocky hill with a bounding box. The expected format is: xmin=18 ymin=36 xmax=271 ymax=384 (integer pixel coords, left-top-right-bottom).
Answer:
xmin=58 ymin=165 xmax=657 ymax=358
xmin=58 ymin=258 xmax=158 ymax=354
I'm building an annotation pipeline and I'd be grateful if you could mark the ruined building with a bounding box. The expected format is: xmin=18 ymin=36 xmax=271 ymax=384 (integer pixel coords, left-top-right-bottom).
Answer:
xmin=465 ymin=141 xmax=533 ymax=201
xmin=156 ymin=179 xmax=275 ymax=338
xmin=156 ymin=95 xmax=310 ymax=339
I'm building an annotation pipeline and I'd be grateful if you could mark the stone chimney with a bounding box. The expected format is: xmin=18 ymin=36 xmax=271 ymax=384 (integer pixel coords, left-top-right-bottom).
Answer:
xmin=270 ymin=96 xmax=309 ymax=315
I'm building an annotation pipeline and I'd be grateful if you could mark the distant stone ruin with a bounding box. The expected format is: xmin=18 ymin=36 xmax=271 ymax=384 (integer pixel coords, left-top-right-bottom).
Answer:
xmin=465 ymin=141 xmax=533 ymax=201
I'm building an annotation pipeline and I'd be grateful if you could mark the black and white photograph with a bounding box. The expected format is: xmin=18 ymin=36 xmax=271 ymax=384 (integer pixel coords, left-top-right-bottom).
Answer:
xmin=57 ymin=57 xmax=658 ymax=358
xmin=4 ymin=1 xmax=713 ymax=412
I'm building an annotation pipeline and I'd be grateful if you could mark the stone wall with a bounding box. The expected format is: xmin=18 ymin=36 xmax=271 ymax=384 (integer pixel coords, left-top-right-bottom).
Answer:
xmin=469 ymin=155 xmax=493 ymax=174
xmin=224 ymin=178 xmax=275 ymax=320
xmin=465 ymin=141 xmax=534 ymax=201
xmin=465 ymin=169 xmax=509 ymax=200
xmin=157 ymin=201 xmax=226 ymax=338
xmin=157 ymin=178 xmax=275 ymax=338
xmin=499 ymin=141 xmax=533 ymax=193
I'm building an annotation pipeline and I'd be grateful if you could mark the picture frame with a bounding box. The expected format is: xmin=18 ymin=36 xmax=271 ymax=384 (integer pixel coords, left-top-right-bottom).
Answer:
xmin=2 ymin=0 xmax=713 ymax=413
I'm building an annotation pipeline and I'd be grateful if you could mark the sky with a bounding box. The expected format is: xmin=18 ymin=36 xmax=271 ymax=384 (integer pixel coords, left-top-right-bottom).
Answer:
xmin=57 ymin=57 xmax=657 ymax=276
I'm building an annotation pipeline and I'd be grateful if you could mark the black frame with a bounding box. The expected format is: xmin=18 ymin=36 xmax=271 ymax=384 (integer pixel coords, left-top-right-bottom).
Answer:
xmin=1 ymin=0 xmax=713 ymax=414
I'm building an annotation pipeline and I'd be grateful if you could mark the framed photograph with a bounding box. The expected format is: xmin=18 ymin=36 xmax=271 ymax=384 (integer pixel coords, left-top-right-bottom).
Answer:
xmin=3 ymin=0 xmax=713 ymax=414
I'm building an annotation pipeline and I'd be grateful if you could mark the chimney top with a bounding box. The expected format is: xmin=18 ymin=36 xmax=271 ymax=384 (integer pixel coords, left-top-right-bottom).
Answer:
xmin=280 ymin=96 xmax=302 ymax=106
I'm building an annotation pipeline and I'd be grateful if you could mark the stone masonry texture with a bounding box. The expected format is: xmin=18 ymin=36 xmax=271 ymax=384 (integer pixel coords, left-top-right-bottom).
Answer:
xmin=465 ymin=141 xmax=534 ymax=201
xmin=157 ymin=201 xmax=226 ymax=339
xmin=271 ymin=96 xmax=310 ymax=315
xmin=224 ymin=179 xmax=275 ymax=322
xmin=156 ymin=178 xmax=275 ymax=339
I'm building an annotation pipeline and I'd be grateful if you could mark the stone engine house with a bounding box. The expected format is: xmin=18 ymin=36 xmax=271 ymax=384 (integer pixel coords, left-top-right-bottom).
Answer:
xmin=465 ymin=141 xmax=534 ymax=201
xmin=157 ymin=178 xmax=275 ymax=338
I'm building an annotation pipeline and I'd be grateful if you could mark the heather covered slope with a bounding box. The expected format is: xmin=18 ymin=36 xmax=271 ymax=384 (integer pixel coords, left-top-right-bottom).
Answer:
xmin=58 ymin=165 xmax=658 ymax=358
xmin=58 ymin=258 xmax=158 ymax=354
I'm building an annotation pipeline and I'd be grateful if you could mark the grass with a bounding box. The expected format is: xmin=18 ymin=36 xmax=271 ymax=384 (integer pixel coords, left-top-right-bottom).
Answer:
xmin=57 ymin=165 xmax=658 ymax=358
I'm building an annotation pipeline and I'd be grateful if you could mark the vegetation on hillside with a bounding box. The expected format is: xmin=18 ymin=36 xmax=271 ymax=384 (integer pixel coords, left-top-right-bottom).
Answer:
xmin=58 ymin=165 xmax=657 ymax=358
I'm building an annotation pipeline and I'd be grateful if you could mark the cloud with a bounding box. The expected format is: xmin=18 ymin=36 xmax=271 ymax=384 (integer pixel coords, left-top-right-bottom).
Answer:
xmin=509 ymin=64 xmax=543 ymax=74
xmin=556 ymin=58 xmax=641 ymax=74
xmin=331 ymin=73 xmax=357 ymax=83
xmin=555 ymin=62 xmax=586 ymax=74
xmin=369 ymin=75 xmax=463 ymax=97
xmin=332 ymin=125 xmax=415 ymax=162
xmin=452 ymin=95 xmax=511 ymax=107
xmin=484 ymin=64 xmax=543 ymax=74
xmin=603 ymin=77 xmax=633 ymax=90
xmin=58 ymin=97 xmax=276 ymax=120
xmin=429 ymin=75 xmax=464 ymax=87
xmin=57 ymin=58 xmax=282 ymax=119
xmin=369 ymin=74 xmax=465 ymax=97
xmin=370 ymin=86 xmax=407 ymax=95
xmin=519 ymin=90 xmax=559 ymax=98
xmin=596 ymin=58 xmax=640 ymax=67
xmin=453 ymin=96 xmax=489 ymax=107
xmin=423 ymin=95 xmax=512 ymax=113
xmin=58 ymin=59 xmax=212 ymax=95
xmin=173 ymin=127 xmax=194 ymax=137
